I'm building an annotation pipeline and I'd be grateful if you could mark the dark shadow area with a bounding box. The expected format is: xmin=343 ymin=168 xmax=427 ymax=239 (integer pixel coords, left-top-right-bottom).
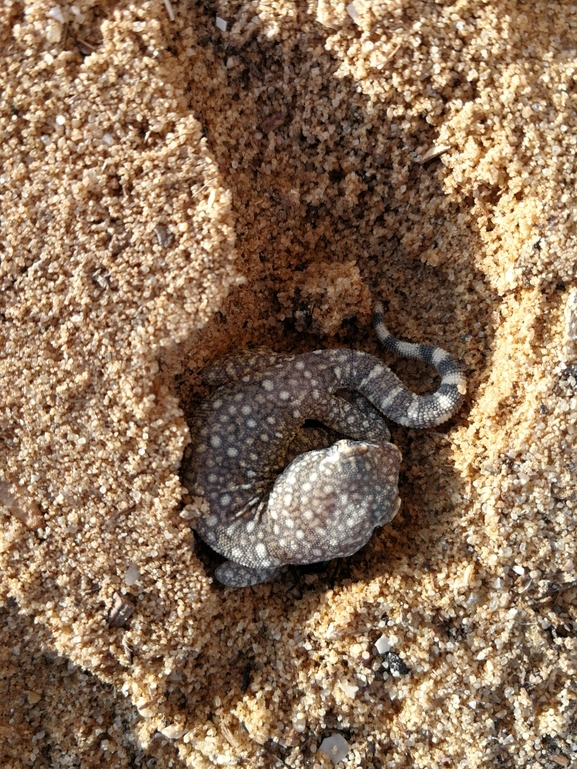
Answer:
xmin=161 ymin=1 xmax=504 ymax=764
xmin=0 ymin=599 xmax=183 ymax=768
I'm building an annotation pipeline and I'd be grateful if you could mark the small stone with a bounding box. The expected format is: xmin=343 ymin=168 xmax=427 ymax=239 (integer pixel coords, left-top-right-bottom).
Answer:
xmin=338 ymin=681 xmax=359 ymax=698
xmin=46 ymin=19 xmax=62 ymax=43
xmin=0 ymin=482 xmax=44 ymax=529
xmin=319 ymin=734 xmax=350 ymax=764
xmin=124 ymin=563 xmax=140 ymax=586
xmin=345 ymin=2 xmax=359 ymax=22
xmin=161 ymin=724 xmax=187 ymax=740
xmin=550 ymin=753 xmax=570 ymax=767
xmin=27 ymin=691 xmax=42 ymax=705
xmin=375 ymin=635 xmax=390 ymax=654
xmin=154 ymin=224 xmax=173 ymax=247
xmin=107 ymin=593 xmax=135 ymax=628
xmin=48 ymin=6 xmax=65 ymax=23
xmin=381 ymin=651 xmax=410 ymax=676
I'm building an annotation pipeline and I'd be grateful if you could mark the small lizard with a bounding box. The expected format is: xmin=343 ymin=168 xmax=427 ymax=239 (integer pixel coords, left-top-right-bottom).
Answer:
xmin=183 ymin=303 xmax=466 ymax=587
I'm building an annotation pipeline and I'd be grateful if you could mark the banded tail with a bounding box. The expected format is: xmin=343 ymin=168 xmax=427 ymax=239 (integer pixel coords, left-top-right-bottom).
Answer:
xmin=372 ymin=302 xmax=466 ymax=428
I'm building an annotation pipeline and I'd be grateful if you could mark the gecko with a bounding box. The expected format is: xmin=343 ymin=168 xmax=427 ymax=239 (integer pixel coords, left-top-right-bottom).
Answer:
xmin=182 ymin=302 xmax=466 ymax=587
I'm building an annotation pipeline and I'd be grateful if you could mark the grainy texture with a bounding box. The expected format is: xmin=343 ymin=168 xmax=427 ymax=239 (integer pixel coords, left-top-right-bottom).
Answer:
xmin=0 ymin=598 xmax=182 ymax=768
xmin=184 ymin=307 xmax=464 ymax=586
xmin=1 ymin=0 xmax=576 ymax=768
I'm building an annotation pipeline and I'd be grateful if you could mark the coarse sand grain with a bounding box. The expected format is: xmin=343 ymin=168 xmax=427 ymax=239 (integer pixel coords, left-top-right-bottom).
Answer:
xmin=1 ymin=0 xmax=576 ymax=767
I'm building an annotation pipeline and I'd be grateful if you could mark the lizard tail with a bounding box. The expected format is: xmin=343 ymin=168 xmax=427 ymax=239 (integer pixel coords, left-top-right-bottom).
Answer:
xmin=372 ymin=302 xmax=467 ymax=428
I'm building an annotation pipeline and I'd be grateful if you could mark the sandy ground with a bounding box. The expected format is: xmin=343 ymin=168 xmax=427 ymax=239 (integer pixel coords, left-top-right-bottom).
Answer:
xmin=1 ymin=0 xmax=576 ymax=767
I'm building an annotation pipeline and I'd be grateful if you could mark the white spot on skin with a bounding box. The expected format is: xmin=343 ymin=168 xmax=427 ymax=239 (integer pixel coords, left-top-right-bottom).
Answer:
xmin=220 ymin=495 xmax=231 ymax=506
xmin=396 ymin=340 xmax=418 ymax=357
xmin=360 ymin=365 xmax=385 ymax=387
xmin=379 ymin=385 xmax=403 ymax=410
xmin=241 ymin=405 xmax=252 ymax=414
xmin=279 ymin=391 xmax=290 ymax=400
xmin=442 ymin=371 xmax=466 ymax=387
xmin=435 ymin=393 xmax=455 ymax=411
xmin=210 ymin=435 xmax=222 ymax=448
xmin=406 ymin=397 xmax=420 ymax=421
xmin=432 ymin=347 xmax=450 ymax=364
xmin=227 ymin=447 xmax=238 ymax=457
xmin=375 ymin=324 xmax=391 ymax=340
xmin=262 ymin=380 xmax=275 ymax=391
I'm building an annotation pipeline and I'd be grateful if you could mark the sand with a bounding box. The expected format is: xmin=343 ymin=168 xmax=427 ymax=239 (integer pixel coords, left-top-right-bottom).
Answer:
xmin=1 ymin=0 xmax=576 ymax=767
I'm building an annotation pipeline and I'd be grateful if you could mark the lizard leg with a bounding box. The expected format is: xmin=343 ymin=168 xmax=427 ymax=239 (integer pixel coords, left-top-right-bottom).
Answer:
xmin=313 ymin=393 xmax=391 ymax=442
xmin=202 ymin=347 xmax=290 ymax=386
xmin=215 ymin=561 xmax=280 ymax=587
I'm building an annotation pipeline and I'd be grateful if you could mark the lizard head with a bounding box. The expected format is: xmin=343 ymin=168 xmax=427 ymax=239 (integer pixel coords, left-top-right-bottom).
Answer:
xmin=267 ymin=439 xmax=402 ymax=566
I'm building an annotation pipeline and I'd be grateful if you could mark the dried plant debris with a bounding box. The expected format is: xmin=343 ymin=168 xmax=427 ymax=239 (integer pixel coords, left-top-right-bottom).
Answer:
xmin=563 ymin=290 xmax=577 ymax=363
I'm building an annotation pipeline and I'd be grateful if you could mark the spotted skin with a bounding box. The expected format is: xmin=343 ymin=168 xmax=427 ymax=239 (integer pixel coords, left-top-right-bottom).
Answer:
xmin=183 ymin=303 xmax=466 ymax=587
